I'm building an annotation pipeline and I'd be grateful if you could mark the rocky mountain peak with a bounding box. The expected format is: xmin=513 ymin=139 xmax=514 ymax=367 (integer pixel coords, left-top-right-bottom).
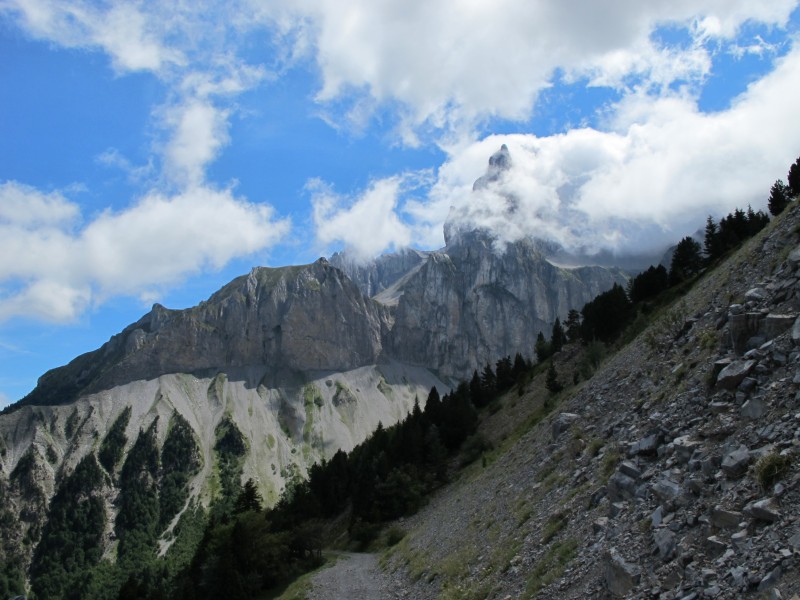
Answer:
xmin=473 ymin=143 xmax=512 ymax=191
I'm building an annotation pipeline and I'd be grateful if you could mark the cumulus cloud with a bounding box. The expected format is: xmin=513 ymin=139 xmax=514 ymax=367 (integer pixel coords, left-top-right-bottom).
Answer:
xmin=0 ymin=182 xmax=290 ymax=322
xmin=160 ymin=99 xmax=231 ymax=187
xmin=406 ymin=42 xmax=800 ymax=256
xmin=2 ymin=0 xmax=183 ymax=73
xmin=270 ymin=0 xmax=798 ymax=138
xmin=311 ymin=177 xmax=413 ymax=261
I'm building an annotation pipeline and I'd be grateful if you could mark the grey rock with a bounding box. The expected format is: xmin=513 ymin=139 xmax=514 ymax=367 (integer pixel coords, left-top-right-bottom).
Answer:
xmin=757 ymin=566 xmax=782 ymax=592
xmin=716 ymin=360 xmax=756 ymax=390
xmin=593 ymin=517 xmax=609 ymax=534
xmin=741 ymin=397 xmax=767 ymax=419
xmin=552 ymin=412 xmax=579 ymax=441
xmin=629 ymin=433 xmax=661 ymax=456
xmin=604 ymin=549 xmax=641 ymax=597
xmin=721 ymin=446 xmax=751 ymax=478
xmin=706 ymin=535 xmax=728 ymax=557
xmin=748 ymin=498 xmax=781 ymax=522
xmin=763 ymin=313 xmax=797 ymax=340
xmin=608 ymin=471 xmax=638 ymax=502
xmin=745 ymin=287 xmax=767 ymax=301
xmin=788 ymin=531 xmax=800 ymax=550
xmin=654 ymin=528 xmax=676 ymax=562
xmin=710 ymin=507 xmax=743 ymax=529
xmin=792 ymin=315 xmax=800 ymax=345
xmin=729 ymin=312 xmax=765 ymax=354
xmin=618 ymin=460 xmax=642 ymax=480
xmin=673 ymin=436 xmax=702 ymax=463
xmin=651 ymin=478 xmax=682 ymax=504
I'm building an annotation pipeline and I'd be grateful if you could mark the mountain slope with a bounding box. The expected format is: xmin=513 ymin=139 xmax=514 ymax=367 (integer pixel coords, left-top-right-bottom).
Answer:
xmin=384 ymin=203 xmax=800 ymax=598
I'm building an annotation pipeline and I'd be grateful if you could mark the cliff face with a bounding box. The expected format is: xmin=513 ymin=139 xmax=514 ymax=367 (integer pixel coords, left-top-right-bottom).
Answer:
xmin=21 ymin=259 xmax=391 ymax=408
xmin=388 ymin=229 xmax=627 ymax=379
xmin=329 ymin=248 xmax=430 ymax=300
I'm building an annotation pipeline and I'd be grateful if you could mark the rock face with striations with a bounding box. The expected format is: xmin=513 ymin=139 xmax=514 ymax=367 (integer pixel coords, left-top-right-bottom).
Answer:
xmin=21 ymin=259 xmax=391 ymax=407
xmin=387 ymin=228 xmax=627 ymax=379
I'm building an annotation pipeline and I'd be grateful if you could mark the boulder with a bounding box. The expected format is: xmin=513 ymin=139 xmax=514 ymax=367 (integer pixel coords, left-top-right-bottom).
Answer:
xmin=721 ymin=446 xmax=752 ymax=478
xmin=716 ymin=360 xmax=756 ymax=390
xmin=552 ymin=412 xmax=579 ymax=441
xmin=604 ymin=550 xmax=641 ymax=597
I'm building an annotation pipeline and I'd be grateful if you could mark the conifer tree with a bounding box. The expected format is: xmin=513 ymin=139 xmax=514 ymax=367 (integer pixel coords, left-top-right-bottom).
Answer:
xmin=789 ymin=156 xmax=800 ymax=197
xmin=551 ymin=318 xmax=565 ymax=353
xmin=769 ymin=180 xmax=789 ymax=216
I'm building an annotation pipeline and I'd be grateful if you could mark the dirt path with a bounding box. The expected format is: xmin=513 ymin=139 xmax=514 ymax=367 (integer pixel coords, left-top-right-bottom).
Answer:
xmin=306 ymin=552 xmax=401 ymax=600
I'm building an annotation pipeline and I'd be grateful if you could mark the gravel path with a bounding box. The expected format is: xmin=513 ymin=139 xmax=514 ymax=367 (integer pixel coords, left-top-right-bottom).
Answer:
xmin=306 ymin=552 xmax=401 ymax=600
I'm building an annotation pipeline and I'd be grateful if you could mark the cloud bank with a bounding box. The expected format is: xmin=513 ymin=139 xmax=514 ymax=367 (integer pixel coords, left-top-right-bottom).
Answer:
xmin=0 ymin=182 xmax=289 ymax=322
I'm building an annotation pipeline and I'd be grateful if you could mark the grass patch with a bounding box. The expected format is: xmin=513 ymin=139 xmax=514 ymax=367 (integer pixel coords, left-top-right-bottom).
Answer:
xmin=754 ymin=451 xmax=792 ymax=490
xmin=524 ymin=537 xmax=579 ymax=598
xmin=541 ymin=511 xmax=568 ymax=544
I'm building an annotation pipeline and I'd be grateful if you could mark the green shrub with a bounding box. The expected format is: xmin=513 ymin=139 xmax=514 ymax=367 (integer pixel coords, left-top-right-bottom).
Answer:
xmin=385 ymin=526 xmax=405 ymax=547
xmin=754 ymin=452 xmax=792 ymax=490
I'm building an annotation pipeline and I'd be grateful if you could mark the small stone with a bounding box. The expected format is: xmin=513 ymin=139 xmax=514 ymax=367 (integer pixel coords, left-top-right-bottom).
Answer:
xmin=731 ymin=529 xmax=748 ymax=547
xmin=552 ymin=412 xmax=579 ymax=440
xmin=706 ymin=535 xmax=727 ymax=557
xmin=651 ymin=478 xmax=682 ymax=504
xmin=710 ymin=507 xmax=743 ymax=530
xmin=741 ymin=398 xmax=767 ymax=419
xmin=629 ymin=433 xmax=661 ymax=457
xmin=593 ymin=517 xmax=609 ymax=534
xmin=745 ymin=287 xmax=767 ymax=301
xmin=654 ymin=529 xmax=676 ymax=562
xmin=787 ymin=530 xmax=800 ymax=549
xmin=651 ymin=506 xmax=663 ymax=528
xmin=721 ymin=446 xmax=751 ymax=478
xmin=673 ymin=436 xmax=702 ymax=463
xmin=608 ymin=471 xmax=638 ymax=502
xmin=619 ymin=460 xmax=642 ymax=480
xmin=748 ymin=498 xmax=781 ymax=523
xmin=758 ymin=566 xmax=782 ymax=592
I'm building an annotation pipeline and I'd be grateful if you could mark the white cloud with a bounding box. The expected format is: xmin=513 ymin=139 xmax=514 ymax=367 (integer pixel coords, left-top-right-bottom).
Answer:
xmin=0 ymin=182 xmax=290 ymax=322
xmin=270 ymin=0 xmax=798 ymax=138
xmin=0 ymin=391 xmax=9 ymax=409
xmin=311 ymin=177 xmax=412 ymax=261
xmin=2 ymin=0 xmax=183 ymax=74
xmin=405 ymin=42 xmax=800 ymax=255
xmin=0 ymin=182 xmax=79 ymax=227
xmin=161 ymin=100 xmax=231 ymax=187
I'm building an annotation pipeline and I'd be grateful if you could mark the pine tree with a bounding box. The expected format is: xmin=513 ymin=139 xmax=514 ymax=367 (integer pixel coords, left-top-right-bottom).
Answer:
xmin=551 ymin=318 xmax=565 ymax=353
xmin=564 ymin=309 xmax=581 ymax=342
xmin=535 ymin=331 xmax=551 ymax=363
xmin=669 ymin=236 xmax=703 ymax=285
xmin=545 ymin=362 xmax=563 ymax=394
xmin=789 ymin=156 xmax=800 ymax=197
xmin=234 ymin=478 xmax=263 ymax=513
xmin=703 ymin=216 xmax=721 ymax=261
xmin=769 ymin=180 xmax=789 ymax=216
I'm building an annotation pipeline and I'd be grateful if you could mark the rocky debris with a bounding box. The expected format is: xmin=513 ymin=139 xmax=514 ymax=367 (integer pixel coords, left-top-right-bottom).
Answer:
xmin=387 ymin=204 xmax=800 ymax=600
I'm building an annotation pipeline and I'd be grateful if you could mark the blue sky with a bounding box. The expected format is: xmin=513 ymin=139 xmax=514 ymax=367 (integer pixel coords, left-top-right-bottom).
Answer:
xmin=1 ymin=0 xmax=799 ymax=407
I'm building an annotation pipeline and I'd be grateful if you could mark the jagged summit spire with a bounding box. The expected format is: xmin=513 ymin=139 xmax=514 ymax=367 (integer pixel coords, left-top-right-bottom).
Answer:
xmin=473 ymin=144 xmax=512 ymax=191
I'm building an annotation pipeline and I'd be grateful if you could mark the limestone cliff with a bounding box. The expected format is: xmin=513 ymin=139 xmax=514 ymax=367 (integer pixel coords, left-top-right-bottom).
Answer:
xmin=388 ymin=230 xmax=628 ymax=379
xmin=19 ymin=258 xmax=391 ymax=408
